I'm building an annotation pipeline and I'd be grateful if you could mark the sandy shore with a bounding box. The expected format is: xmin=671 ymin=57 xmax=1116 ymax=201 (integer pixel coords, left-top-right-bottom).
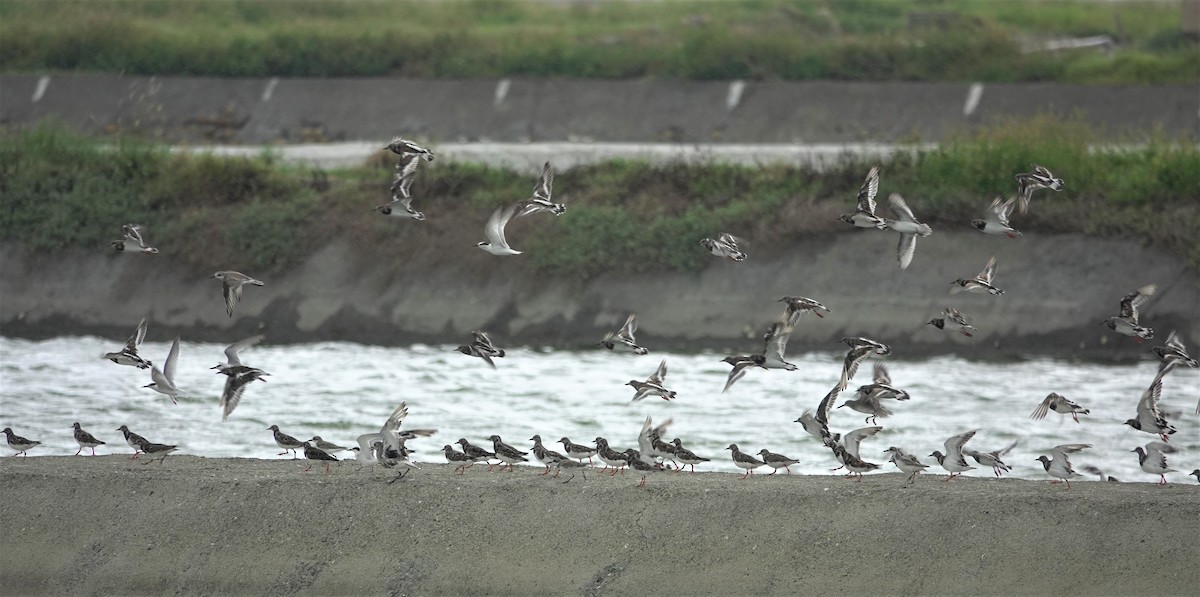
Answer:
xmin=1 ymin=456 xmax=1197 ymax=596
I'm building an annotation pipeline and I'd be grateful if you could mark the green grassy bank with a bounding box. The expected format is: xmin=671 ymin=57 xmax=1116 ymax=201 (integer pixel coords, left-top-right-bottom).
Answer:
xmin=0 ymin=0 xmax=1196 ymax=84
xmin=2 ymin=120 xmax=1198 ymax=279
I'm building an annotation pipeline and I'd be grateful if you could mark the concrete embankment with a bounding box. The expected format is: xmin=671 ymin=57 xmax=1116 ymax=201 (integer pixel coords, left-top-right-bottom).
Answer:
xmin=0 ymin=456 xmax=1197 ymax=596
xmin=2 ymin=74 xmax=1196 ymax=145
xmin=2 ymin=231 xmax=1196 ymax=359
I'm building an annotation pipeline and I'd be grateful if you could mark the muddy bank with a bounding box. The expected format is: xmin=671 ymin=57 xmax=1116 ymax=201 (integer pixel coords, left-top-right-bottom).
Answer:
xmin=0 ymin=456 xmax=1197 ymax=596
xmin=2 ymin=231 xmax=1196 ymax=360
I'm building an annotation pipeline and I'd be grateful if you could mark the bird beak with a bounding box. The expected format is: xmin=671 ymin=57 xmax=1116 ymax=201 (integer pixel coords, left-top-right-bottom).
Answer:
xmin=142 ymin=383 xmax=153 ymax=388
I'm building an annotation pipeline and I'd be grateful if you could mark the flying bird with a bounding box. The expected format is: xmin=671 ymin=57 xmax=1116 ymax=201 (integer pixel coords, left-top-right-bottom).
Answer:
xmin=884 ymin=193 xmax=932 ymax=270
xmin=211 ymin=271 xmax=265 ymax=318
xmin=599 ymin=312 xmax=649 ymax=355
xmin=101 ymin=318 xmax=152 ymax=369
xmin=110 ymin=224 xmax=159 ymax=254
xmin=515 ymin=161 xmax=566 ymax=217
xmin=1101 ymin=284 xmax=1156 ymax=342
xmin=838 ymin=166 xmax=886 ymax=229
xmin=699 ymin=233 xmax=748 ymax=262
xmin=1014 ymin=164 xmax=1064 ymax=214
xmin=950 ymin=256 xmax=1004 ymax=295
xmin=971 ymin=196 xmax=1021 ymax=238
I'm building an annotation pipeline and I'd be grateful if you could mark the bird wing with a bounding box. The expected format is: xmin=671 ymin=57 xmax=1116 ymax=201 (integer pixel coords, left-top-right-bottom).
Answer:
xmin=163 ymin=337 xmax=180 ymax=384
xmin=896 ymin=233 xmax=916 ymax=270
xmin=1163 ymin=329 xmax=1185 ymax=353
xmin=648 ymin=359 xmax=668 ymax=385
xmin=220 ymin=375 xmax=249 ymax=421
xmin=887 ymin=193 xmax=917 ymax=222
xmin=944 ymin=429 xmax=978 ymax=457
xmin=620 ymin=313 xmax=639 ymax=342
xmin=872 ymin=362 xmax=892 ymax=386
xmin=814 ymin=385 xmax=840 ymax=433
xmin=856 ymin=166 xmax=880 ymax=214
xmin=1136 ymin=379 xmax=1164 ymax=420
xmin=843 ymin=426 xmax=883 ymax=458
xmin=223 ymin=282 xmax=242 ymax=317
xmin=392 ymin=153 xmax=421 ymax=198
xmin=838 ymin=346 xmax=871 ymax=391
xmin=762 ymin=322 xmax=792 ymax=362
xmin=977 ymin=256 xmax=997 ymax=285
xmin=532 ymin=161 xmax=554 ymax=201
xmin=123 ymin=224 xmax=148 ymax=247
xmin=719 ymin=232 xmax=747 ymax=251
xmin=484 ymin=206 xmax=507 ymax=245
xmin=1032 ymin=164 xmax=1052 ymax=178
xmin=1119 ymin=284 xmax=1157 ymax=323
xmin=1030 ymin=393 xmax=1056 ymax=420
xmin=224 ymin=334 xmax=264 ymax=367
xmin=1050 ymin=443 xmax=1090 ymax=460
xmin=723 ymin=359 xmax=759 ymax=393
xmin=472 ymin=330 xmax=495 ymax=351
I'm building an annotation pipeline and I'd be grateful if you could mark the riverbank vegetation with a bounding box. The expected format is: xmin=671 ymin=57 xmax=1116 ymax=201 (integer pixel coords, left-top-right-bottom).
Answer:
xmin=0 ymin=0 xmax=1196 ymax=84
xmin=2 ymin=120 xmax=1197 ymax=278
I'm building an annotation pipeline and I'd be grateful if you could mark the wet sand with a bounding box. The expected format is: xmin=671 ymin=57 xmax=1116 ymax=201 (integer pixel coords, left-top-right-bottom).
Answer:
xmin=1 ymin=456 xmax=1197 ymax=595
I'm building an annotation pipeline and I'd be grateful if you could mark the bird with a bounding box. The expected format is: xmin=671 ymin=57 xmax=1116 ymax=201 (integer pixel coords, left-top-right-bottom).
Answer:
xmin=2 ymin=427 xmax=40 ymax=457
xmin=1151 ymin=330 xmax=1198 ymax=383
xmin=455 ymin=330 xmax=506 ymax=369
xmin=144 ymin=336 xmax=182 ymax=404
xmin=622 ymin=449 xmax=662 ymax=487
xmin=309 ymin=436 xmax=350 ymax=455
xmin=1029 ymin=393 xmax=1089 ymax=423
xmin=670 ymin=438 xmax=710 ymax=473
xmin=599 ymin=312 xmax=649 ymax=355
xmin=117 ymin=425 xmax=150 ymax=458
xmin=929 ymin=430 xmax=978 ymax=481
xmin=139 ymin=442 xmax=179 ymax=465
xmin=884 ymin=193 xmax=932 ymax=269
xmin=515 ymin=161 xmax=566 ymax=217
xmin=635 ymin=415 xmax=674 ymax=464
xmin=477 ymin=203 xmax=522 ymax=255
xmin=1131 ymin=442 xmax=1177 ymax=485
xmin=488 ymin=435 xmax=529 ymax=472
xmin=852 ymin=363 xmax=911 ymax=402
xmin=355 ymin=402 xmax=437 ymax=481
xmin=1190 ymin=469 xmax=1200 ymax=484
xmin=1082 ymin=465 xmax=1120 ymax=483
xmin=374 ymin=153 xmax=425 ymax=220
xmin=837 ymin=389 xmax=894 ymax=425
xmin=101 ymin=317 xmax=152 ymax=369
xmin=838 ymin=166 xmax=887 ymax=229
xmin=456 ymin=438 xmax=497 ymax=471
xmin=1101 ymin=284 xmax=1156 ymax=342
xmin=1035 ymin=444 xmax=1090 ymax=490
xmin=837 ymin=336 xmax=891 ymax=391
xmin=971 ymin=196 xmax=1021 ymax=238
xmin=627 ymin=359 xmax=676 ymax=402
xmin=726 ymin=444 xmax=765 ymax=479
xmin=213 ymin=335 xmax=269 ymax=421
xmin=926 ymin=307 xmax=978 ymax=338
xmin=882 ymin=447 xmax=928 ymax=484
xmin=557 ymin=437 xmax=597 ymax=463
xmin=721 ymin=353 xmax=766 ymax=393
xmin=759 ymin=322 xmax=797 ymax=370
xmin=778 ymin=296 xmax=832 ymax=326
xmin=442 ymin=445 xmax=476 ymax=475
xmin=383 ymin=137 xmax=434 ymax=161
xmin=1014 ymin=164 xmax=1064 ymax=214
xmin=1123 ymin=379 xmax=1177 ymax=442
xmin=211 ymin=271 xmax=265 ymax=318
xmin=950 ymin=256 xmax=1004 ymax=295
xmin=964 ymin=440 xmax=1017 ymax=478
xmin=795 ymin=385 xmax=842 ymax=443
xmin=529 ymin=435 xmax=570 ymax=476
xmin=109 ymin=223 xmax=159 ymax=254
xmin=301 ymin=441 xmax=338 ymax=474
xmin=699 ymin=233 xmax=748 ymax=261
xmin=268 ymin=425 xmax=305 ymax=458
xmin=72 ymin=422 xmax=105 ymax=456
xmin=757 ymin=449 xmax=800 ymax=475
xmin=594 ymin=437 xmax=629 ymax=476
xmin=841 ymin=426 xmax=883 ymax=462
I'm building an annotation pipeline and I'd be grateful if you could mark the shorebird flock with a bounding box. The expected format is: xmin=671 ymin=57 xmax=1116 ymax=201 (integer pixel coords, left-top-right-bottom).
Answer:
xmin=4 ymin=140 xmax=1198 ymax=488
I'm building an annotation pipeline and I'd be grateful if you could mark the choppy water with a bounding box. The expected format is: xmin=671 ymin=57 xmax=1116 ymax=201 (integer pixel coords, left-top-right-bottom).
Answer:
xmin=1 ymin=336 xmax=1196 ymax=482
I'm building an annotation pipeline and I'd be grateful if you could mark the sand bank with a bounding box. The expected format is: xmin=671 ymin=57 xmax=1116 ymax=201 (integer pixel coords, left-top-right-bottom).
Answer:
xmin=1 ymin=456 xmax=1197 ymax=595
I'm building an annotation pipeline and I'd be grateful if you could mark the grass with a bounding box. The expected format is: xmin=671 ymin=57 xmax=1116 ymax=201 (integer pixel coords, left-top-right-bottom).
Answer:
xmin=2 ymin=119 xmax=1198 ymax=278
xmin=0 ymin=0 xmax=1196 ymax=84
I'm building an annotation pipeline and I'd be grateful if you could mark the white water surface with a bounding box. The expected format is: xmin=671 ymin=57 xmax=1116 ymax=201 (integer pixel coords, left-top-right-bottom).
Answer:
xmin=1 ymin=336 xmax=1196 ymax=482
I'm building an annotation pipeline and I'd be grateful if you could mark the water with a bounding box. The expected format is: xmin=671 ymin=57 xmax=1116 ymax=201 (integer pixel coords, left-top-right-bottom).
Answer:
xmin=1 ymin=336 xmax=1196 ymax=482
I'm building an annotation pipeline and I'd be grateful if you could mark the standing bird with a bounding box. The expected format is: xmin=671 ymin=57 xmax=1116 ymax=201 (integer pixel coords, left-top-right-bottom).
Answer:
xmin=950 ymin=256 xmax=1004 ymax=296
xmin=557 ymin=437 xmax=597 ymax=464
xmin=837 ymin=337 xmax=891 ymax=392
xmin=117 ymin=425 xmax=150 ymax=458
xmin=964 ymin=440 xmax=1018 ymax=478
xmin=1035 ymin=444 xmax=1090 ymax=490
xmin=455 ymin=438 xmax=497 ymax=471
xmin=1123 ymin=379 xmax=1177 ymax=442
xmin=529 ymin=435 xmax=570 ymax=476
xmin=213 ymin=335 xmax=269 ymax=421
xmin=757 ymin=449 xmax=800 ymax=475
xmin=1131 ymin=442 xmax=1177 ymax=485
xmin=268 ymin=425 xmax=305 ymax=458
xmin=2 ymin=427 xmax=41 ymax=457
xmin=144 ymin=336 xmax=182 ymax=404
xmin=838 ymin=166 xmax=886 ymax=229
xmin=929 ymin=430 xmax=978 ymax=481
xmin=622 ymin=449 xmax=662 ymax=487
xmin=1014 ymin=164 xmax=1064 ymax=214
xmin=383 ymin=137 xmax=435 ymax=162
xmin=515 ymin=161 xmax=566 ymax=217
xmin=110 ymin=223 xmax=159 ymax=254
xmin=1101 ymin=284 xmax=1156 ymax=342
xmin=140 ymin=442 xmax=179 ymax=465
xmin=309 ymin=436 xmax=350 ymax=456
xmin=488 ymin=435 xmax=529 ymax=472
xmin=1152 ymin=330 xmax=1198 ymax=383
xmin=301 ymin=441 xmax=338 ymax=474
xmin=442 ymin=445 xmax=476 ymax=475
xmin=72 ymin=422 xmax=105 ymax=456
xmin=374 ymin=153 xmax=425 ymax=220
xmin=726 ymin=444 xmax=765 ymax=479
xmin=1030 ymin=393 xmax=1090 ymax=423
xmin=456 ymin=330 xmax=506 ymax=369
xmin=883 ymin=447 xmax=928 ymax=484
xmin=101 ymin=318 xmax=152 ymax=369
xmin=211 ymin=271 xmax=265 ymax=318
xmin=476 ymin=204 xmax=522 ymax=256
xmin=599 ymin=312 xmax=649 ymax=355
xmin=355 ymin=402 xmax=437 ymax=481
xmin=778 ymin=296 xmax=832 ymax=326
xmin=670 ymin=438 xmax=710 ymax=473
xmin=884 ymin=193 xmax=932 ymax=270
xmin=594 ymin=437 xmax=629 ymax=476
xmin=971 ymin=196 xmax=1021 ymax=238
xmin=927 ymin=307 xmax=978 ymax=338
xmin=699 ymin=233 xmax=748 ymax=262
xmin=627 ymin=359 xmax=677 ymax=402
